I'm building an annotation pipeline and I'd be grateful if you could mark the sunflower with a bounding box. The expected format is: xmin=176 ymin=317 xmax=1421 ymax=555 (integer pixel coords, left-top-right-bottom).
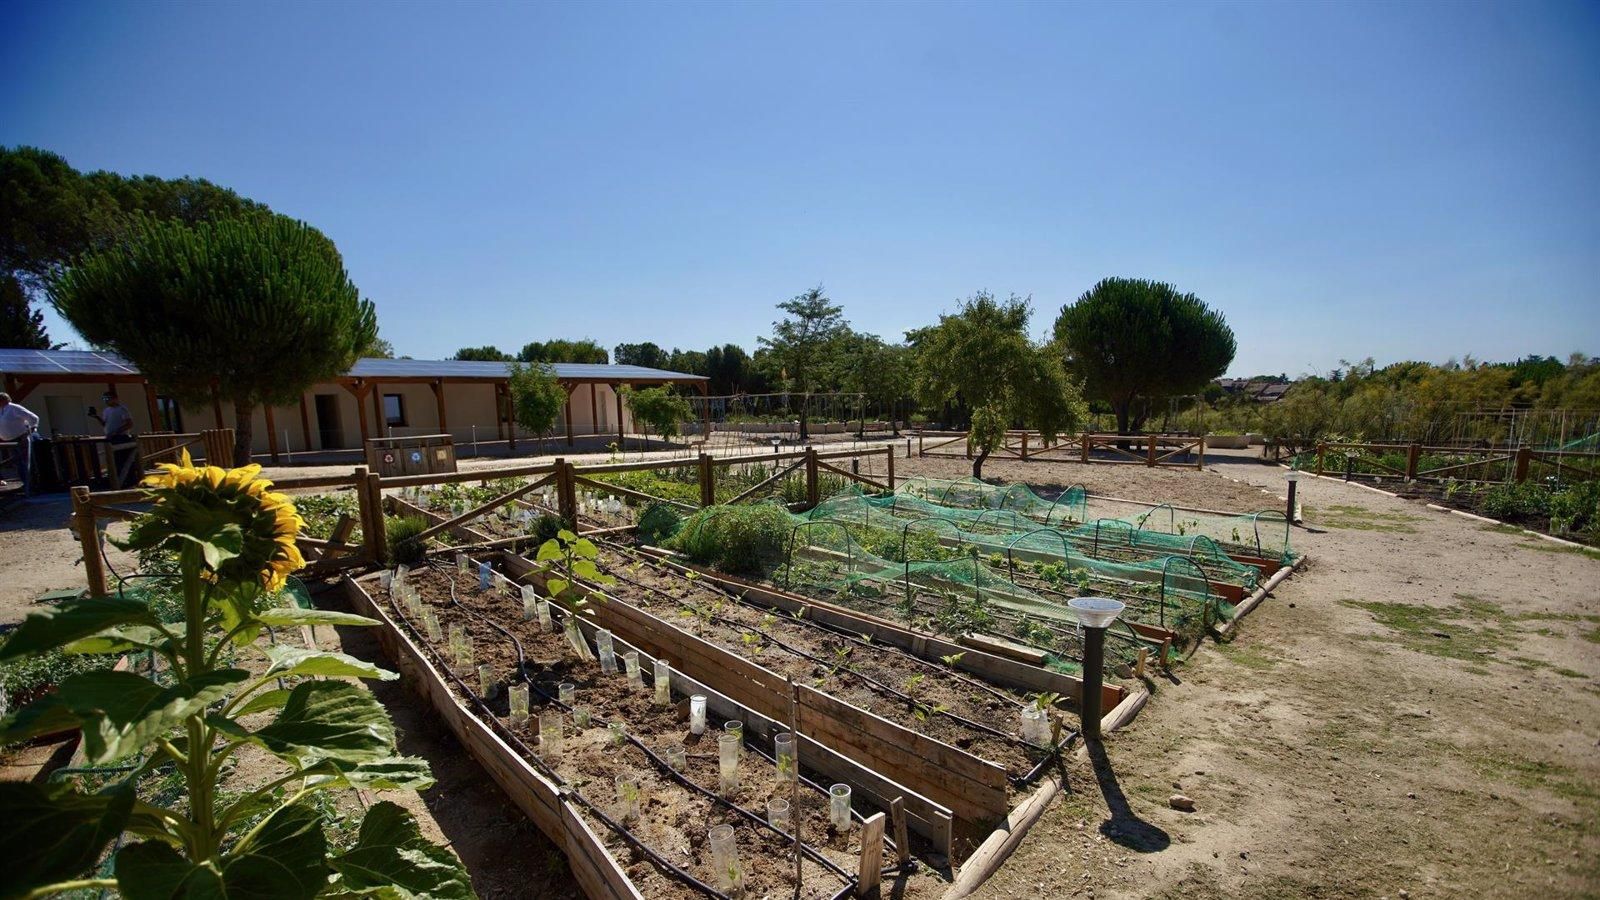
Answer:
xmin=131 ymin=450 xmax=306 ymax=593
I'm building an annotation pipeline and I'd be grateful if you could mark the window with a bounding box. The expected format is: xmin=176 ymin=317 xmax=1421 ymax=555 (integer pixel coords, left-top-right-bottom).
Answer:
xmin=383 ymin=393 xmax=407 ymax=427
xmin=157 ymin=396 xmax=184 ymax=433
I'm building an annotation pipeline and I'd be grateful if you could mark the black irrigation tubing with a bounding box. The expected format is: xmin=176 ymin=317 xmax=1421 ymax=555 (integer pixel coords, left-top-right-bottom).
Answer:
xmin=593 ymin=560 xmax=1029 ymax=760
xmin=428 ymin=562 xmax=859 ymax=887
xmin=599 ymin=540 xmax=1023 ymax=710
xmin=387 ymin=569 xmax=732 ymax=900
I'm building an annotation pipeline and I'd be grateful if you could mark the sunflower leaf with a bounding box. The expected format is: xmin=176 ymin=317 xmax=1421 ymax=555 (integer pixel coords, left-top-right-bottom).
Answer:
xmin=0 ymin=597 xmax=157 ymax=662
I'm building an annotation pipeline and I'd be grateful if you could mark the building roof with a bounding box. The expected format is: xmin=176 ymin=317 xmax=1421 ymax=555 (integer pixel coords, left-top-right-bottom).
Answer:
xmin=0 ymin=349 xmax=706 ymax=384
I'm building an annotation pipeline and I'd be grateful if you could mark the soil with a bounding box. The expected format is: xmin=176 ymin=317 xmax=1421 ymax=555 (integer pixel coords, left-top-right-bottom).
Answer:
xmin=10 ymin=444 xmax=1596 ymax=898
xmin=961 ymin=450 xmax=1600 ymax=899
xmin=394 ymin=562 xmax=910 ymax=899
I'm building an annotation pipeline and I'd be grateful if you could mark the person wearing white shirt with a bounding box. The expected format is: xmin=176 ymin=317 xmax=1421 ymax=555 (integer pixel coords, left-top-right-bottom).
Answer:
xmin=90 ymin=392 xmax=137 ymax=488
xmin=0 ymin=391 xmax=41 ymax=493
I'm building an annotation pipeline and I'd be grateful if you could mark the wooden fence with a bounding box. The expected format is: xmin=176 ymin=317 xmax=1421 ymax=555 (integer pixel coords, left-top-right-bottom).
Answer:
xmin=1310 ymin=441 xmax=1600 ymax=484
xmin=917 ymin=430 xmax=1206 ymax=469
xmin=73 ymin=444 xmax=895 ymax=597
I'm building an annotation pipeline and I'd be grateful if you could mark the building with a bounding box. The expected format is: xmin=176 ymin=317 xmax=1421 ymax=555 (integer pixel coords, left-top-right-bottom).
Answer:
xmin=0 ymin=349 xmax=707 ymax=460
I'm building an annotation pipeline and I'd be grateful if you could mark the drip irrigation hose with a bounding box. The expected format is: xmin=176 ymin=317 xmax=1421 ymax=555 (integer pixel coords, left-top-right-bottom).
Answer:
xmin=593 ymin=553 xmax=1030 ymax=761
xmin=600 ymin=539 xmax=1022 ymax=709
xmin=423 ymin=562 xmax=865 ymax=888
xmin=438 ymin=570 xmax=855 ymax=885
xmin=389 ymin=565 xmax=734 ymax=900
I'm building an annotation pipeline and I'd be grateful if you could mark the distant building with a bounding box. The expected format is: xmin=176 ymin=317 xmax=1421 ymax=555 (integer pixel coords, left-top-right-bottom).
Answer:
xmin=0 ymin=349 xmax=707 ymax=459
xmin=1215 ymin=376 xmax=1292 ymax=403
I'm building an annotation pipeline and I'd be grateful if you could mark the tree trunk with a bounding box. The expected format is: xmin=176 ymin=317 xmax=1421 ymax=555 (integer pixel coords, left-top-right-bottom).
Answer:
xmin=799 ymin=394 xmax=809 ymax=443
xmin=232 ymin=400 xmax=255 ymax=467
xmin=971 ymin=445 xmax=989 ymax=479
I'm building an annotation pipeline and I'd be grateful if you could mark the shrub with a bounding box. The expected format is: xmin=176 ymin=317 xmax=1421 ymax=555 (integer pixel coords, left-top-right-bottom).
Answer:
xmin=637 ymin=503 xmax=683 ymax=546
xmin=385 ymin=515 xmax=431 ymax=566
xmin=1478 ymin=482 xmax=1551 ymax=520
xmin=532 ymin=512 xmax=565 ymax=546
xmin=1549 ymin=481 xmax=1600 ymax=540
xmin=668 ymin=504 xmax=790 ymax=576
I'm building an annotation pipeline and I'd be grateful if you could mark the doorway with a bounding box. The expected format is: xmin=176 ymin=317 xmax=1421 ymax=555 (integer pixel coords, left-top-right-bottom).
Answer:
xmin=314 ymin=395 xmax=343 ymax=449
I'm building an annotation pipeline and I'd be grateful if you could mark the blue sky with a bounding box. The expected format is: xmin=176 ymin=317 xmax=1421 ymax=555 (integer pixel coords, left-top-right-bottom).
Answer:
xmin=4 ymin=0 xmax=1598 ymax=377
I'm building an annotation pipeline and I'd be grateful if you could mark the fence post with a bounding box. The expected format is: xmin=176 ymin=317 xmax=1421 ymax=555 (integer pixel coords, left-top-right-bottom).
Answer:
xmin=885 ymin=445 xmax=895 ymax=491
xmin=364 ymin=470 xmax=388 ymax=565
xmin=555 ymin=458 xmax=578 ymax=529
xmin=1147 ymin=435 xmax=1157 ymax=467
xmin=917 ymin=432 xmax=924 ymax=457
xmin=804 ymin=447 xmax=819 ymax=508
xmin=1514 ymin=446 xmax=1532 ymax=482
xmin=698 ymin=453 xmax=715 ymax=508
xmin=1405 ymin=443 xmax=1421 ymax=480
xmin=1020 ymin=432 xmax=1029 ymax=461
xmin=1196 ymin=435 xmax=1206 ymax=470
xmin=1315 ymin=442 xmax=1326 ymax=476
xmin=1081 ymin=433 xmax=1091 ymax=463
xmin=72 ymin=486 xmax=110 ymax=598
xmin=351 ymin=466 xmax=375 ymax=563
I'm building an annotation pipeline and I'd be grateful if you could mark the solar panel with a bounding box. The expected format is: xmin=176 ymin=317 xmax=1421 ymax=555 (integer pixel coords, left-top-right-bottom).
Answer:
xmin=0 ymin=349 xmax=703 ymax=382
xmin=0 ymin=349 xmax=139 ymax=376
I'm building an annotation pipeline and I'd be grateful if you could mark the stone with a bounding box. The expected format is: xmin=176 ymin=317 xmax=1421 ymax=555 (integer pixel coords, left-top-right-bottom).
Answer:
xmin=1169 ymin=794 xmax=1196 ymax=812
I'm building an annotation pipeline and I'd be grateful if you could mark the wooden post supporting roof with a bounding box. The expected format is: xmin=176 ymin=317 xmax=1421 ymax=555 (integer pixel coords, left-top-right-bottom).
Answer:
xmin=431 ymin=380 xmax=448 ymax=434
xmin=562 ymin=381 xmax=577 ymax=447
xmin=370 ymin=382 xmax=384 ymax=438
xmin=299 ymin=395 xmax=312 ymax=451
xmin=589 ymin=383 xmax=598 ymax=438
xmin=614 ymin=383 xmax=625 ymax=449
xmin=265 ymin=404 xmax=280 ymax=463
xmin=142 ymin=380 xmax=160 ymax=431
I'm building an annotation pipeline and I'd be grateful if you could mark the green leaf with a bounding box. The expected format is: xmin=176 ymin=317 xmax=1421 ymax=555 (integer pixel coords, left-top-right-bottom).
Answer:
xmin=60 ymin=668 xmax=251 ymax=764
xmin=556 ymin=529 xmax=578 ymax=543
xmin=0 ymin=597 xmax=157 ymax=662
xmin=0 ymin=780 xmax=134 ymax=897
xmin=307 ymin=756 xmax=435 ymax=792
xmin=254 ymin=608 xmax=380 ymax=628
xmin=533 ymin=540 xmax=563 ymax=562
xmin=570 ymin=559 xmax=602 ymax=581
xmin=115 ymin=841 xmax=226 ymax=899
xmin=263 ymin=646 xmax=397 ymax=682
xmin=179 ymin=522 xmax=245 ymax=571
xmin=572 ymin=538 xmax=598 ymax=559
xmin=118 ymin=803 xmax=328 ymax=900
xmin=0 ymin=694 xmax=82 ymax=747
xmin=236 ymin=688 xmax=294 ymax=717
xmin=545 ymin=578 xmax=568 ymax=598
xmin=63 ymin=624 xmax=172 ymax=656
xmin=329 ymin=802 xmax=471 ymax=899
xmin=252 ymin=681 xmax=397 ymax=765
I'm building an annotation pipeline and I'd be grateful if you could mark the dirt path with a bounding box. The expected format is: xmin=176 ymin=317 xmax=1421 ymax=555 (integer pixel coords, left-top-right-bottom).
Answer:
xmin=964 ymin=454 xmax=1600 ymax=899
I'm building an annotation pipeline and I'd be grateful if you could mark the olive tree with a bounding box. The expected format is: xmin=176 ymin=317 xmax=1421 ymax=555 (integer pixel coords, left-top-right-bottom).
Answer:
xmin=759 ymin=286 xmax=848 ymax=441
xmin=509 ymin=361 xmax=568 ymax=448
xmin=1053 ymin=278 xmax=1235 ymax=434
xmin=50 ymin=214 xmax=375 ymax=465
xmin=915 ymin=292 xmax=1087 ymax=477
xmin=627 ymin=386 xmax=693 ymax=448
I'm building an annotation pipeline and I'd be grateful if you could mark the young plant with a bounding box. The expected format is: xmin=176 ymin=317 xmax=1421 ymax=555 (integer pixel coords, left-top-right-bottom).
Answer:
xmin=0 ymin=451 xmax=467 ymax=899
xmin=940 ymin=652 xmax=967 ymax=668
xmin=903 ymin=673 xmax=926 ymax=695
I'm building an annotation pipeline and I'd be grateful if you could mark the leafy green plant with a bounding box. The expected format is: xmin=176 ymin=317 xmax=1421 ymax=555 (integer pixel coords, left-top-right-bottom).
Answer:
xmin=636 ymin=502 xmax=683 ymax=546
xmin=385 ymin=514 xmax=431 ymax=567
xmin=666 ymin=505 xmax=790 ymax=577
xmin=534 ymin=529 xmax=616 ymax=611
xmin=0 ymin=453 xmax=466 ymax=898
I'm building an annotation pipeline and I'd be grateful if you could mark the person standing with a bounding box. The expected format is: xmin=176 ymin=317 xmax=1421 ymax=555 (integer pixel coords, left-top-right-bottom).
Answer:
xmin=0 ymin=392 xmax=41 ymax=494
xmin=92 ymin=391 xmax=137 ymax=488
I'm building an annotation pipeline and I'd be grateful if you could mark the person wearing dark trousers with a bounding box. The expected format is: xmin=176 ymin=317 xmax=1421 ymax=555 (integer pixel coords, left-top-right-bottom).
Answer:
xmin=92 ymin=391 xmax=138 ymax=489
xmin=0 ymin=392 xmax=41 ymax=495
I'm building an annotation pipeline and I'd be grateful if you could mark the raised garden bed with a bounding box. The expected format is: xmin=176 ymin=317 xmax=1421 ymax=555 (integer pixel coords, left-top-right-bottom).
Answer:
xmin=347 ymin=564 xmax=912 ymax=899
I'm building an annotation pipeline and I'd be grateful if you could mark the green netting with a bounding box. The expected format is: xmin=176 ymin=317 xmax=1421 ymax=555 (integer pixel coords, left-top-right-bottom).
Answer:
xmin=1124 ymin=502 xmax=1296 ymax=564
xmin=895 ymin=475 xmax=1089 ymax=525
xmin=810 ymin=485 xmax=1264 ymax=595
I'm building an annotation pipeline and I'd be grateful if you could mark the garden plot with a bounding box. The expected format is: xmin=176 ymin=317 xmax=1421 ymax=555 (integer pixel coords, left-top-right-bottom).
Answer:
xmin=355 ymin=562 xmax=903 ymax=900
xmin=387 ymin=495 xmax=1109 ymax=858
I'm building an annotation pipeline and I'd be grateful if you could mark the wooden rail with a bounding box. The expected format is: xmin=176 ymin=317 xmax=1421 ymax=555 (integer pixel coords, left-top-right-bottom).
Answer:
xmin=1310 ymin=441 xmax=1600 ymax=483
xmin=916 ymin=430 xmax=1205 ymax=469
